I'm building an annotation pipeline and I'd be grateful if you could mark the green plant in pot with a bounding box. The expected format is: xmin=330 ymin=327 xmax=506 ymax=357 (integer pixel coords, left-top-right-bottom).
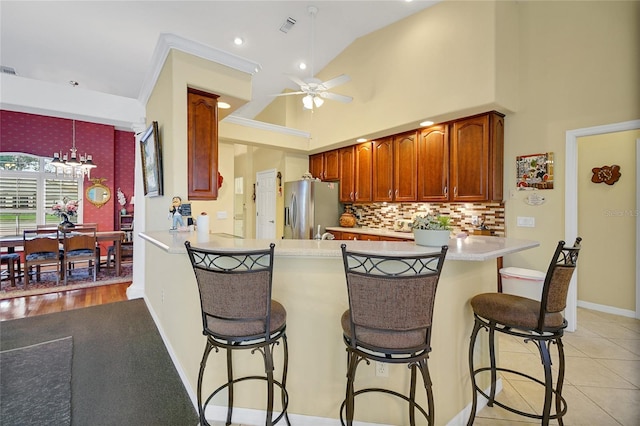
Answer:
xmin=410 ymin=213 xmax=452 ymax=247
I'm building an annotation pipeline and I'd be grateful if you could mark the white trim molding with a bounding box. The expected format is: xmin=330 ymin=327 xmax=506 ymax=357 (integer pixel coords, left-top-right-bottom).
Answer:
xmin=138 ymin=33 xmax=262 ymax=106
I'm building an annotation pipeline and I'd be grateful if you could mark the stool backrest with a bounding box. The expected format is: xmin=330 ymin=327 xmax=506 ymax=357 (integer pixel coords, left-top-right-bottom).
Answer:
xmin=538 ymin=238 xmax=582 ymax=330
xmin=185 ymin=242 xmax=276 ymax=341
xmin=341 ymin=244 xmax=448 ymax=352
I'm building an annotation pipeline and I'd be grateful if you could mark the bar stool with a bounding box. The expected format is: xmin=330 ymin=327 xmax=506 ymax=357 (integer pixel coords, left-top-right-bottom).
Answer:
xmin=339 ymin=243 xmax=448 ymax=426
xmin=1 ymin=253 xmax=22 ymax=287
xmin=184 ymin=242 xmax=290 ymax=426
xmin=467 ymin=238 xmax=582 ymax=426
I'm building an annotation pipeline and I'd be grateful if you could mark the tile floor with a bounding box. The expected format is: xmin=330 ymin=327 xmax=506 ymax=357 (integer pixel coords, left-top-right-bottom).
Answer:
xmin=473 ymin=307 xmax=640 ymax=425
xmin=210 ymin=308 xmax=640 ymax=426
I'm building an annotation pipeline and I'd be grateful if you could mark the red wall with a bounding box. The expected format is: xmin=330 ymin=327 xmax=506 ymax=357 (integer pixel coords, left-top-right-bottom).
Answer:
xmin=0 ymin=110 xmax=135 ymax=232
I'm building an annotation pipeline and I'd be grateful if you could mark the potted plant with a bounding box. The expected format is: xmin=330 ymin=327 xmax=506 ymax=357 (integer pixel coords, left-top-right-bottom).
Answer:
xmin=410 ymin=213 xmax=452 ymax=247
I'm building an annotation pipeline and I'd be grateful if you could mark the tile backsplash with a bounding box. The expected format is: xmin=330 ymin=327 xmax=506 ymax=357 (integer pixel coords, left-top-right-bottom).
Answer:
xmin=344 ymin=202 xmax=505 ymax=237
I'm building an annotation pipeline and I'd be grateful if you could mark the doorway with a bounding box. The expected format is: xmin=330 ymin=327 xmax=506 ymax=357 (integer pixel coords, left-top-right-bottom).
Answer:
xmin=255 ymin=169 xmax=277 ymax=239
xmin=565 ymin=119 xmax=640 ymax=331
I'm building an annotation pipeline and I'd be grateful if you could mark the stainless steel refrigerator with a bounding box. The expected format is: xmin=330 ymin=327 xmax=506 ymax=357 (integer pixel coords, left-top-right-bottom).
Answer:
xmin=283 ymin=180 xmax=341 ymax=239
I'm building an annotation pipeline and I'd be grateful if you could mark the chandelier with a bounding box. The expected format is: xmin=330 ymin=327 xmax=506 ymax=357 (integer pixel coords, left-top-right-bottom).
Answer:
xmin=50 ymin=120 xmax=97 ymax=179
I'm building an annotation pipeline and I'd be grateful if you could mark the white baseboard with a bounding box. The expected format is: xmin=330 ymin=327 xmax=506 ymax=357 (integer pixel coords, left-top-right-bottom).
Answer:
xmin=577 ymin=300 xmax=637 ymax=319
xmin=446 ymin=379 xmax=502 ymax=426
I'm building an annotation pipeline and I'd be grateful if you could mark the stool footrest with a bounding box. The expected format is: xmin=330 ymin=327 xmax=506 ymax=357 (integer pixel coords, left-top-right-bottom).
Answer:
xmin=470 ymin=366 xmax=568 ymax=421
xmin=340 ymin=387 xmax=430 ymax=426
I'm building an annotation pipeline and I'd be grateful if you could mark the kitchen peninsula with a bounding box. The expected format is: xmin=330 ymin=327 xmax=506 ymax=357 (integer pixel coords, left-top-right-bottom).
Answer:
xmin=140 ymin=231 xmax=538 ymax=425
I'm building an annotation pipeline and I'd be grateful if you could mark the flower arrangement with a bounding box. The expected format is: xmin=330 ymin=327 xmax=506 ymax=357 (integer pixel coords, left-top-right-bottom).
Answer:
xmin=51 ymin=197 xmax=79 ymax=217
xmin=117 ymin=188 xmax=127 ymax=207
xmin=410 ymin=213 xmax=452 ymax=231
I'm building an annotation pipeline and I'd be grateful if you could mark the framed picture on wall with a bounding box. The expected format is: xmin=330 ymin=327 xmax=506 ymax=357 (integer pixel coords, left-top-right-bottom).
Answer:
xmin=140 ymin=121 xmax=164 ymax=197
xmin=516 ymin=152 xmax=554 ymax=190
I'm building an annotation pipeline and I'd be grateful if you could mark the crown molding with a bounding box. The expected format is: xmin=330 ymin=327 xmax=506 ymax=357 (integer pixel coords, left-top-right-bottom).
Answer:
xmin=138 ymin=33 xmax=262 ymax=106
xmin=222 ymin=115 xmax=310 ymax=139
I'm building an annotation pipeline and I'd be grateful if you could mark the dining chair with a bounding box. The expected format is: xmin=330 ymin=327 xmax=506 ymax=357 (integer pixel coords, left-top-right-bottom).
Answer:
xmin=61 ymin=227 xmax=98 ymax=285
xmin=23 ymin=229 xmax=61 ymax=287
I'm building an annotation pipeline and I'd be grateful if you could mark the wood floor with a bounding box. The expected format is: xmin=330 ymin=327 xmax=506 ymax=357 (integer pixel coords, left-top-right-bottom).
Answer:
xmin=0 ymin=282 xmax=130 ymax=321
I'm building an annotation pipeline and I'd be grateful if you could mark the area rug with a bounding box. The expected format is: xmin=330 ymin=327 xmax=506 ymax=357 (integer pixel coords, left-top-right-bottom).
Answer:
xmin=1 ymin=336 xmax=73 ymax=425
xmin=0 ymin=299 xmax=198 ymax=425
xmin=0 ymin=263 xmax=133 ymax=299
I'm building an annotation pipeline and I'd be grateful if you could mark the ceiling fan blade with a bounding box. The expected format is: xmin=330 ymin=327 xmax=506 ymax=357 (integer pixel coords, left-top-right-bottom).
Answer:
xmin=319 ymin=92 xmax=353 ymax=103
xmin=320 ymin=74 xmax=350 ymax=90
xmin=284 ymin=74 xmax=307 ymax=88
xmin=271 ymin=91 xmax=306 ymax=97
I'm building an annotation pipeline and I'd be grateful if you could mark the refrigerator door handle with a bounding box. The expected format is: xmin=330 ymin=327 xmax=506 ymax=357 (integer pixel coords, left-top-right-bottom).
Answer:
xmin=291 ymin=194 xmax=297 ymax=228
xmin=284 ymin=207 xmax=290 ymax=226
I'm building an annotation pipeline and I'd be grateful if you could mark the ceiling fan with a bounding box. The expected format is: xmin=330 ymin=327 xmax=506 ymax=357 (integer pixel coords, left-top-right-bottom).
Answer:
xmin=275 ymin=5 xmax=353 ymax=110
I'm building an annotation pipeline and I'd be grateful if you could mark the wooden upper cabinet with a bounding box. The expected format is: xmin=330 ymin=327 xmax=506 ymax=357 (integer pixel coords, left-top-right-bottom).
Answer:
xmin=309 ymin=153 xmax=324 ymax=180
xmin=450 ymin=111 xmax=504 ymax=202
xmin=309 ymin=150 xmax=339 ymax=181
xmin=417 ymin=125 xmax=449 ymax=202
xmin=187 ymin=88 xmax=219 ymax=200
xmin=339 ymin=146 xmax=355 ymax=202
xmin=393 ymin=131 xmax=418 ymax=202
xmin=323 ymin=149 xmax=340 ymax=181
xmin=354 ymin=142 xmax=373 ymax=203
xmin=373 ymin=137 xmax=394 ymax=202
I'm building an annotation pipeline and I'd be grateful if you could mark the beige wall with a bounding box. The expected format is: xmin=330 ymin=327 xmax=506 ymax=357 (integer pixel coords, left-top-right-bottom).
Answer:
xmin=147 ymin=0 xmax=640 ymax=308
xmin=578 ymin=130 xmax=638 ymax=311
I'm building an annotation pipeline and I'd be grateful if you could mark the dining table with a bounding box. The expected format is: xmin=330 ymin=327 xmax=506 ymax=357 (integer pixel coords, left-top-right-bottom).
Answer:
xmin=0 ymin=230 xmax=126 ymax=277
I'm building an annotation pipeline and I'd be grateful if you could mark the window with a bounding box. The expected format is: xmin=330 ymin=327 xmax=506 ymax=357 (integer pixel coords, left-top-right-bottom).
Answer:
xmin=0 ymin=153 xmax=82 ymax=236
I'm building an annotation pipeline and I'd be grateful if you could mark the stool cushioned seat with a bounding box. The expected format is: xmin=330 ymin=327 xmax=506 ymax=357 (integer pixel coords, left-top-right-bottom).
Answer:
xmin=470 ymin=293 xmax=564 ymax=330
xmin=207 ymin=300 xmax=286 ymax=338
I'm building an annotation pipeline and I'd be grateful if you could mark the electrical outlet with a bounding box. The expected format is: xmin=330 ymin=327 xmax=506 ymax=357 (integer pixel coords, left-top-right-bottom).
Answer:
xmin=471 ymin=216 xmax=479 ymax=226
xmin=375 ymin=361 xmax=388 ymax=377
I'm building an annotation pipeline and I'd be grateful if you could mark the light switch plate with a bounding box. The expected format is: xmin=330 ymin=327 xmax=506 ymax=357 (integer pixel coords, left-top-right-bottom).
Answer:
xmin=516 ymin=216 xmax=535 ymax=227
xmin=216 ymin=211 xmax=228 ymax=220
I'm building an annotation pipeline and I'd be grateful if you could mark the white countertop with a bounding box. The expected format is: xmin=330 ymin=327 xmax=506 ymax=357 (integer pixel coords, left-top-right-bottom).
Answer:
xmin=140 ymin=230 xmax=539 ymax=261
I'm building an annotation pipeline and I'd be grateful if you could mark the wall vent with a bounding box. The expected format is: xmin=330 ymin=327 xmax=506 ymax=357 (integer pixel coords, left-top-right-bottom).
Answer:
xmin=280 ymin=17 xmax=296 ymax=33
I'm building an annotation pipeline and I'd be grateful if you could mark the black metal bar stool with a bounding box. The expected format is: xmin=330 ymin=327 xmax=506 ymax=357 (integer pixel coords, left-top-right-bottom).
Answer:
xmin=467 ymin=238 xmax=582 ymax=426
xmin=339 ymin=243 xmax=448 ymax=426
xmin=185 ymin=242 xmax=290 ymax=426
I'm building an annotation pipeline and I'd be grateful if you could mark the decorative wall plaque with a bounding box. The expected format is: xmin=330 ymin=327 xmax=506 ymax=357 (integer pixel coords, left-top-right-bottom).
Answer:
xmin=591 ymin=165 xmax=621 ymax=185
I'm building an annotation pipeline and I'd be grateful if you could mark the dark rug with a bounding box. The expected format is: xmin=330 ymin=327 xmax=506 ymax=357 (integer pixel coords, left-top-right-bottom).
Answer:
xmin=0 ymin=299 xmax=198 ymax=426
xmin=1 ymin=336 xmax=73 ymax=425
xmin=1 ymin=263 xmax=133 ymax=299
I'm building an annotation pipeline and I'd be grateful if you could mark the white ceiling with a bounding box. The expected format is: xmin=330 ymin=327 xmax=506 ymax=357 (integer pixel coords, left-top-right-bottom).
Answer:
xmin=1 ymin=1 xmax=438 ymax=120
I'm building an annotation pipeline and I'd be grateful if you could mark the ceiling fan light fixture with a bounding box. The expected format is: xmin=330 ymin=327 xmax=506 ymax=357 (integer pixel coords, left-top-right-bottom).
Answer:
xmin=313 ymin=96 xmax=324 ymax=108
xmin=302 ymin=95 xmax=314 ymax=110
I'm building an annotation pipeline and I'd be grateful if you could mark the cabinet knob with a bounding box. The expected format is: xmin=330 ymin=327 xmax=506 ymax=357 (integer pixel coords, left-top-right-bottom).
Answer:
xmin=388 ymin=189 xmax=392 ymax=199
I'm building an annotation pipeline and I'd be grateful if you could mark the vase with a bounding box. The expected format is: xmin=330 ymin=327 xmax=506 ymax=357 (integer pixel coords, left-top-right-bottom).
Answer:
xmin=121 ymin=208 xmax=127 ymax=215
xmin=58 ymin=213 xmax=75 ymax=230
xmin=339 ymin=212 xmax=356 ymax=228
xmin=413 ymin=229 xmax=450 ymax=247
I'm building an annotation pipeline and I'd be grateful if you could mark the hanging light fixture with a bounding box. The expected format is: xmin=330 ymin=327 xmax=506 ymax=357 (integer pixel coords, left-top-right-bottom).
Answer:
xmin=50 ymin=120 xmax=97 ymax=179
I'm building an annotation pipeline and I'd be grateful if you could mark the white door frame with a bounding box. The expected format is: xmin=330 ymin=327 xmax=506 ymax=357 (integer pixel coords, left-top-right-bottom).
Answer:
xmin=565 ymin=119 xmax=640 ymax=330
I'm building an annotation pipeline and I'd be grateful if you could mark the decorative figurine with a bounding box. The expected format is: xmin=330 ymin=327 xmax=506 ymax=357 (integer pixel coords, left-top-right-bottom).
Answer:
xmin=169 ymin=196 xmax=185 ymax=230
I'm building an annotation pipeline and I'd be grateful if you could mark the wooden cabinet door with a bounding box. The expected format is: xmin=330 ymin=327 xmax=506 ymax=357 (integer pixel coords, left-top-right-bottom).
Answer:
xmin=373 ymin=138 xmax=394 ymax=202
xmin=417 ymin=125 xmax=449 ymax=202
xmin=338 ymin=146 xmax=355 ymax=202
xmin=450 ymin=112 xmax=504 ymax=202
xmin=451 ymin=114 xmax=490 ymax=202
xmin=324 ymin=149 xmax=339 ymax=181
xmin=354 ymin=142 xmax=373 ymax=203
xmin=309 ymin=153 xmax=324 ymax=180
xmin=341 ymin=232 xmax=359 ymax=240
xmin=393 ymin=131 xmax=418 ymax=202
xmin=187 ymin=88 xmax=219 ymax=200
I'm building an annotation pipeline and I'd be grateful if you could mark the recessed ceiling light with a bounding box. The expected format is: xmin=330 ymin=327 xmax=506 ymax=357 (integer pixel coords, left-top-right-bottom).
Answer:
xmin=233 ymin=37 xmax=244 ymax=46
xmin=218 ymin=102 xmax=231 ymax=109
xmin=420 ymin=120 xmax=434 ymax=127
xmin=69 ymin=80 xmax=79 ymax=87
xmin=299 ymin=62 xmax=307 ymax=70
xmin=356 ymin=138 xmax=368 ymax=143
